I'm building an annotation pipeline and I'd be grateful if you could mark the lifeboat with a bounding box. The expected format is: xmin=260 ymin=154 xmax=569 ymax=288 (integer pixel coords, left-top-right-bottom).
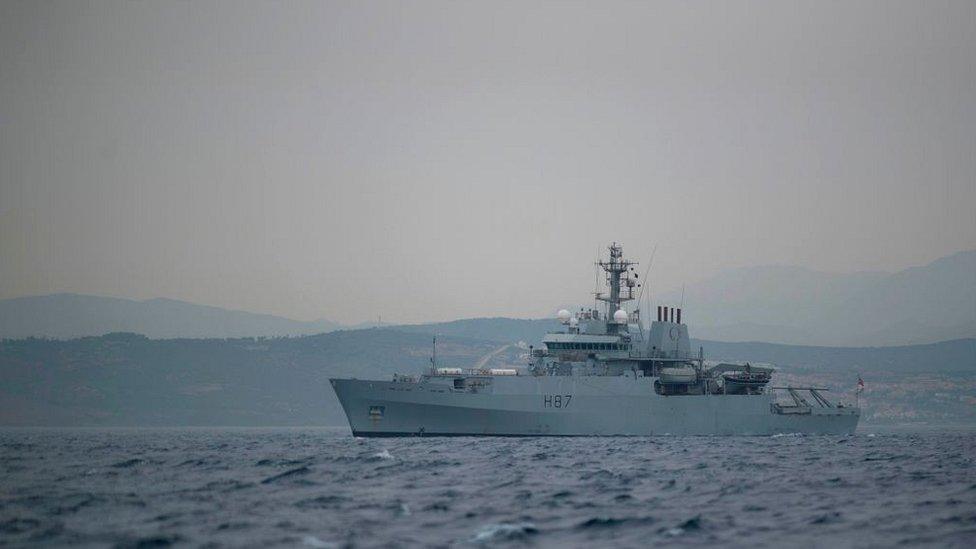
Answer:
xmin=721 ymin=370 xmax=771 ymax=394
xmin=659 ymin=367 xmax=697 ymax=384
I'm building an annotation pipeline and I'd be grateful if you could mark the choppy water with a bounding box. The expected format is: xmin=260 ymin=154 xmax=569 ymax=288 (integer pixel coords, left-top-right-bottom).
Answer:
xmin=1 ymin=428 xmax=974 ymax=548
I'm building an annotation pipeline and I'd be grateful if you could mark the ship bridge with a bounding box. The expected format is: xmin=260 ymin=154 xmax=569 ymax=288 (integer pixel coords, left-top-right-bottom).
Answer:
xmin=542 ymin=333 xmax=632 ymax=353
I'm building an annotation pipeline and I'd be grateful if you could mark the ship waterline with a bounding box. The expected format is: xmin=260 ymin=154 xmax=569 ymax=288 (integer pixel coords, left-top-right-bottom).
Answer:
xmin=330 ymin=243 xmax=860 ymax=436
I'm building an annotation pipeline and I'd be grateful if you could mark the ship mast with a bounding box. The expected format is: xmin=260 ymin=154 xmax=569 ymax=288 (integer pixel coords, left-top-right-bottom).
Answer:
xmin=595 ymin=243 xmax=638 ymax=332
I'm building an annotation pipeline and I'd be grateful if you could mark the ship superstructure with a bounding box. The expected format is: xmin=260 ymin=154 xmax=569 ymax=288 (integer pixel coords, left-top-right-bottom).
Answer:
xmin=330 ymin=243 xmax=859 ymax=436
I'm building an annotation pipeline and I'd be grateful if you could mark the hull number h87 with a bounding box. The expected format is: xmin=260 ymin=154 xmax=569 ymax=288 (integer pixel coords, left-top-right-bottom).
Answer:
xmin=543 ymin=395 xmax=572 ymax=408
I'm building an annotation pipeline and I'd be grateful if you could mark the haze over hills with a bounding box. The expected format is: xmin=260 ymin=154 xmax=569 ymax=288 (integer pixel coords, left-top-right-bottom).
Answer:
xmin=657 ymin=249 xmax=976 ymax=346
xmin=1 ymin=276 xmax=974 ymax=427
xmin=0 ymin=328 xmax=972 ymax=427
xmin=0 ymin=329 xmax=509 ymax=427
xmin=3 ymin=277 xmax=973 ymax=428
xmin=0 ymin=294 xmax=349 ymax=339
xmin=1 ymin=249 xmax=973 ymax=346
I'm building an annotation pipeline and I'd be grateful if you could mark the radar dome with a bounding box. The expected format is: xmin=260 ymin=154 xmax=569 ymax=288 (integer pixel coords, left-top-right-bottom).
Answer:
xmin=613 ymin=309 xmax=629 ymax=323
xmin=557 ymin=309 xmax=571 ymax=322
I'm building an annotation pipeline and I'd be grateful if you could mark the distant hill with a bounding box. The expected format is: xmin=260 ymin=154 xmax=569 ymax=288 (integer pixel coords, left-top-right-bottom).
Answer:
xmin=0 ymin=294 xmax=344 ymax=339
xmin=393 ymin=318 xmax=976 ymax=375
xmin=0 ymin=326 xmax=972 ymax=427
xmin=659 ymin=249 xmax=976 ymax=346
xmin=395 ymin=317 xmax=562 ymax=347
xmin=2 ymin=249 xmax=973 ymax=346
xmin=692 ymin=338 xmax=976 ymax=374
xmin=0 ymin=329 xmax=512 ymax=427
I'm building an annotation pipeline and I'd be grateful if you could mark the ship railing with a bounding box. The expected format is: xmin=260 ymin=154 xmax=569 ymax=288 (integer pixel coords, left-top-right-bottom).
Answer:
xmin=431 ymin=368 xmax=520 ymax=377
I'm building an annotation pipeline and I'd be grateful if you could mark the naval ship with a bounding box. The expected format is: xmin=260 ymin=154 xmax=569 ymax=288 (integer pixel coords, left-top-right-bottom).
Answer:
xmin=331 ymin=244 xmax=860 ymax=436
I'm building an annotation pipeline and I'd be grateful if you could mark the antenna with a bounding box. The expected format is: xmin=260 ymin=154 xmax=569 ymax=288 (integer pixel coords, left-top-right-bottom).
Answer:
xmin=635 ymin=244 xmax=657 ymax=339
xmin=680 ymin=284 xmax=686 ymax=309
xmin=593 ymin=244 xmax=600 ymax=310
xmin=430 ymin=335 xmax=437 ymax=373
xmin=635 ymin=244 xmax=657 ymax=306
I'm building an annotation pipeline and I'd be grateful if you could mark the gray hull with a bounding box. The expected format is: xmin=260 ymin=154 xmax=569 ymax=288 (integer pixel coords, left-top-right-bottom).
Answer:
xmin=330 ymin=376 xmax=859 ymax=437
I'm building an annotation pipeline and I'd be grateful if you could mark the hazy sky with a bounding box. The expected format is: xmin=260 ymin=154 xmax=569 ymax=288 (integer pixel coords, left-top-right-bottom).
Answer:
xmin=1 ymin=1 xmax=974 ymax=324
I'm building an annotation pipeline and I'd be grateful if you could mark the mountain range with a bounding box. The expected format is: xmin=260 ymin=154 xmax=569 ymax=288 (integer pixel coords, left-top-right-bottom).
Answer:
xmin=1 ymin=249 xmax=973 ymax=346
xmin=0 ymin=294 xmax=358 ymax=339
xmin=1 ymin=328 xmax=972 ymax=427
xmin=656 ymin=249 xmax=975 ymax=346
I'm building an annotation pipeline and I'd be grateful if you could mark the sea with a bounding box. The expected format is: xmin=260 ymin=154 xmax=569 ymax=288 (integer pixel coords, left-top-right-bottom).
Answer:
xmin=1 ymin=428 xmax=974 ymax=548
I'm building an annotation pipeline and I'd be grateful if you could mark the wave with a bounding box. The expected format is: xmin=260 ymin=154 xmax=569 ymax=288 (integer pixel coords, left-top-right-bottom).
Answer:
xmin=261 ymin=466 xmax=311 ymax=484
xmin=471 ymin=523 xmax=538 ymax=542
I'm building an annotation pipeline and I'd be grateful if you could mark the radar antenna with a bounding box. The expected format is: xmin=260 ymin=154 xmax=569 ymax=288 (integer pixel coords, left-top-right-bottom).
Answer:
xmin=594 ymin=243 xmax=638 ymax=331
